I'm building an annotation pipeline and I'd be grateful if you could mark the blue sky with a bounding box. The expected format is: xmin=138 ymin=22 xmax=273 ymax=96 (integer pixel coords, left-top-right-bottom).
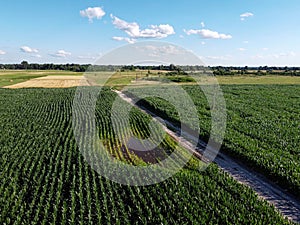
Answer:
xmin=0 ymin=0 xmax=299 ymax=66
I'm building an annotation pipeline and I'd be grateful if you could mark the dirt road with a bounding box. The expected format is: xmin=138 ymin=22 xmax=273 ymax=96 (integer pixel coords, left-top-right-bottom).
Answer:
xmin=116 ymin=90 xmax=300 ymax=223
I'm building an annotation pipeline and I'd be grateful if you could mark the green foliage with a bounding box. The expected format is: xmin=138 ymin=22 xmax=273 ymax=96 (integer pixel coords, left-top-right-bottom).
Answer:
xmin=166 ymin=76 xmax=194 ymax=83
xmin=128 ymin=85 xmax=300 ymax=196
xmin=0 ymin=88 xmax=292 ymax=224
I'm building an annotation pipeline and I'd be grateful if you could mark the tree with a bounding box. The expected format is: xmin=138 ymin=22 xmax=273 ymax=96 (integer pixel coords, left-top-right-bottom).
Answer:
xmin=169 ymin=64 xmax=176 ymax=71
xmin=21 ymin=61 xmax=29 ymax=70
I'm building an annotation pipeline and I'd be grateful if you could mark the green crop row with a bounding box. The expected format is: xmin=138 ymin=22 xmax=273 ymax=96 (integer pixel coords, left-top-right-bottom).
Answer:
xmin=126 ymin=84 xmax=300 ymax=196
xmin=0 ymin=88 xmax=292 ymax=224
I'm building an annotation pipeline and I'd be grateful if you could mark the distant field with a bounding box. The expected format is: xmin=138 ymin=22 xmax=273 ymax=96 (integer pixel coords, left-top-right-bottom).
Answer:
xmin=4 ymin=76 xmax=89 ymax=88
xmin=1 ymin=70 xmax=300 ymax=88
xmin=0 ymin=70 xmax=83 ymax=87
xmin=0 ymin=70 xmax=83 ymax=76
xmin=216 ymin=75 xmax=300 ymax=85
xmin=103 ymin=72 xmax=300 ymax=87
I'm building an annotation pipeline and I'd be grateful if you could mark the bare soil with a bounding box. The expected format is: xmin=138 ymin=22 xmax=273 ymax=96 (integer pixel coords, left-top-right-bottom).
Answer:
xmin=116 ymin=90 xmax=300 ymax=223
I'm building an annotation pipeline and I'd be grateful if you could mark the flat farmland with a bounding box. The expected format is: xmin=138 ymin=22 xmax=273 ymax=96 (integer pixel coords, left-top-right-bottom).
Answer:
xmin=215 ymin=75 xmax=300 ymax=85
xmin=0 ymin=88 xmax=291 ymax=224
xmin=4 ymin=76 xmax=90 ymax=88
xmin=126 ymin=84 xmax=300 ymax=196
xmin=1 ymin=71 xmax=299 ymax=223
xmin=0 ymin=70 xmax=83 ymax=87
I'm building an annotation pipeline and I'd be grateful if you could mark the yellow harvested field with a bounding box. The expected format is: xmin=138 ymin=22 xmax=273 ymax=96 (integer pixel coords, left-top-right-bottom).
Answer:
xmin=4 ymin=76 xmax=90 ymax=88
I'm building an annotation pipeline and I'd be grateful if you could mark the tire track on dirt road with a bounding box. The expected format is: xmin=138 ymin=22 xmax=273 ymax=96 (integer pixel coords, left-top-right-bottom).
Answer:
xmin=115 ymin=90 xmax=300 ymax=223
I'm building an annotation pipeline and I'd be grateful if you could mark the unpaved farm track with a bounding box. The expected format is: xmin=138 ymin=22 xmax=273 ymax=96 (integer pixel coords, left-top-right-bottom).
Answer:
xmin=116 ymin=90 xmax=300 ymax=223
xmin=3 ymin=76 xmax=90 ymax=88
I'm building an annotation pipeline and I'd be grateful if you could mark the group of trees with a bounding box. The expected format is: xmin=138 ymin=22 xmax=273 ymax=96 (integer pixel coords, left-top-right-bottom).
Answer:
xmin=0 ymin=62 xmax=124 ymax=72
xmin=213 ymin=66 xmax=300 ymax=76
xmin=0 ymin=62 xmax=195 ymax=73
xmin=1 ymin=62 xmax=300 ymax=76
xmin=212 ymin=66 xmax=300 ymax=71
xmin=0 ymin=61 xmax=90 ymax=72
xmin=121 ymin=64 xmax=185 ymax=72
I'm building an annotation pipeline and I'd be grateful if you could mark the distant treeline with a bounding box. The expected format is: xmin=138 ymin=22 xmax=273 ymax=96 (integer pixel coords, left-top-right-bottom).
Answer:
xmin=104 ymin=64 xmax=300 ymax=74
xmin=0 ymin=62 xmax=195 ymax=72
xmin=212 ymin=66 xmax=300 ymax=76
xmin=0 ymin=61 xmax=92 ymax=72
xmin=1 ymin=62 xmax=300 ymax=76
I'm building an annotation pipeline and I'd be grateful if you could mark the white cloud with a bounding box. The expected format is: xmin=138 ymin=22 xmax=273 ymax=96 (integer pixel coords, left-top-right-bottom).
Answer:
xmin=238 ymin=48 xmax=246 ymax=51
xmin=111 ymin=15 xmax=140 ymax=37
xmin=20 ymin=46 xmax=38 ymax=53
xmin=111 ymin=15 xmax=175 ymax=39
xmin=0 ymin=50 xmax=6 ymax=55
xmin=262 ymin=48 xmax=269 ymax=51
xmin=80 ymin=7 xmax=106 ymax=22
xmin=205 ymin=55 xmax=232 ymax=61
xmin=201 ymin=22 xmax=205 ymax=28
xmin=112 ymin=36 xmax=136 ymax=44
xmin=184 ymin=28 xmax=232 ymax=39
xmin=240 ymin=12 xmax=254 ymax=21
xmin=136 ymin=45 xmax=185 ymax=58
xmin=51 ymin=50 xmax=71 ymax=58
xmin=201 ymin=41 xmax=206 ymax=45
xmin=78 ymin=55 xmax=97 ymax=60
xmin=253 ymin=54 xmax=264 ymax=59
xmin=252 ymin=51 xmax=296 ymax=59
xmin=151 ymin=45 xmax=182 ymax=55
xmin=243 ymin=41 xmax=249 ymax=44
xmin=274 ymin=51 xmax=296 ymax=58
